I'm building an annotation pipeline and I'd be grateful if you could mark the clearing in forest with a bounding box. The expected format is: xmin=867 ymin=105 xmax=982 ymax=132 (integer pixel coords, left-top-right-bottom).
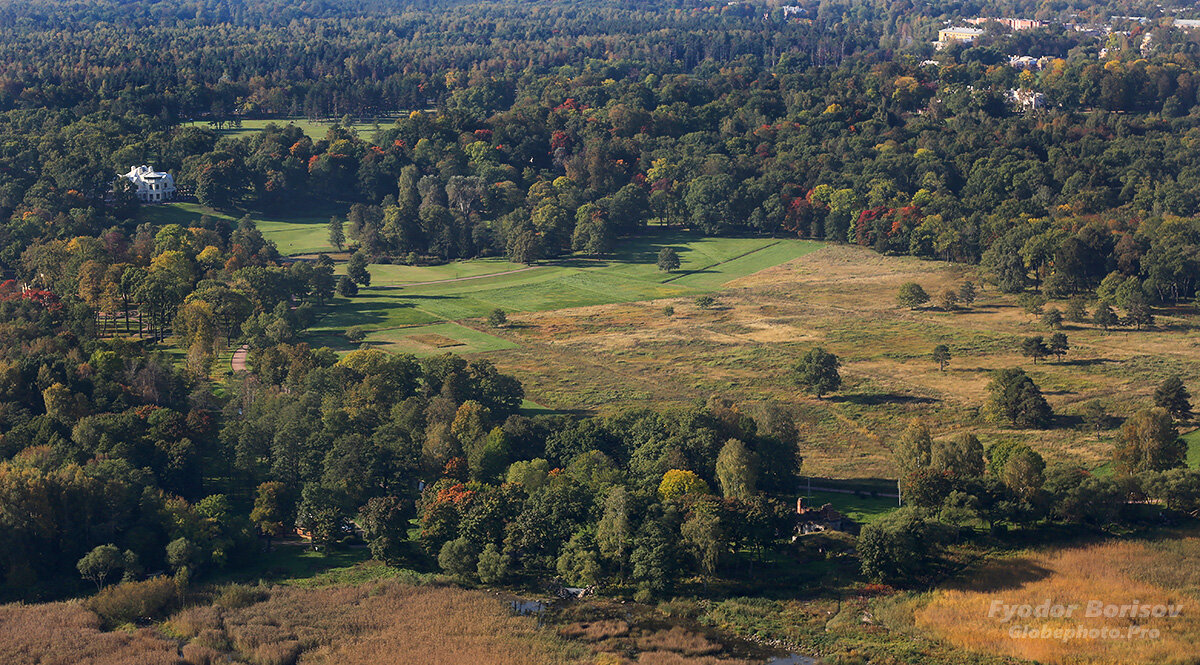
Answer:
xmin=477 ymin=244 xmax=1200 ymax=479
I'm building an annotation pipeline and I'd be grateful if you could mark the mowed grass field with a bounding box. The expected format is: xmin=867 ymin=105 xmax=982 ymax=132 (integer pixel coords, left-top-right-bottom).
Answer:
xmin=144 ymin=202 xmax=346 ymax=255
xmin=178 ymin=117 xmax=397 ymax=141
xmin=308 ymin=234 xmax=822 ymax=356
xmin=1186 ymin=429 xmax=1200 ymax=469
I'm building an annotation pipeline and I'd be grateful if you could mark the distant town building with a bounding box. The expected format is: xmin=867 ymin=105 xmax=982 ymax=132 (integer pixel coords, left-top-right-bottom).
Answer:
xmin=121 ymin=165 xmax=176 ymax=203
xmin=1175 ymin=19 xmax=1200 ymax=30
xmin=966 ymin=17 xmax=1047 ymax=31
xmin=936 ymin=26 xmax=984 ymax=49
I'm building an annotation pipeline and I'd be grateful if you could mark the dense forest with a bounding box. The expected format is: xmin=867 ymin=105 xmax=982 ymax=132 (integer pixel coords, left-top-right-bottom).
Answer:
xmin=4 ymin=0 xmax=1200 ymax=603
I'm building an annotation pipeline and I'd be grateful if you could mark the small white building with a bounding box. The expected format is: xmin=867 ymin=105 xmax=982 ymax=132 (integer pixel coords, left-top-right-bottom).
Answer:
xmin=121 ymin=165 xmax=176 ymax=203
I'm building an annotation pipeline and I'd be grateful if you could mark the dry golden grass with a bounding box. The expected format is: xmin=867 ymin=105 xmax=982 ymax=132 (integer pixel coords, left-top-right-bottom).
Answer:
xmin=3 ymin=583 xmax=587 ymax=665
xmin=294 ymin=584 xmax=581 ymax=665
xmin=555 ymin=605 xmax=760 ymax=665
xmin=912 ymin=532 xmax=1200 ymax=665
xmin=0 ymin=601 xmax=180 ymax=665
xmin=479 ymin=244 xmax=1200 ymax=477
xmin=407 ymin=333 xmax=464 ymax=348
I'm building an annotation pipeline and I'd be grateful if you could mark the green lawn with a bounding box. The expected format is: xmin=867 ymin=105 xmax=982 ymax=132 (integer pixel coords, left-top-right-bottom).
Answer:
xmin=179 ymin=117 xmax=397 ymax=141
xmin=144 ymin=202 xmax=346 ymax=255
xmin=303 ymin=234 xmax=822 ymax=356
xmin=801 ymin=490 xmax=899 ymax=525
xmin=1186 ymin=428 xmax=1200 ymax=469
xmin=144 ymin=206 xmax=822 ymax=358
xmin=339 ymin=257 xmax=529 ymax=285
xmin=365 ymin=321 xmax=519 ymax=356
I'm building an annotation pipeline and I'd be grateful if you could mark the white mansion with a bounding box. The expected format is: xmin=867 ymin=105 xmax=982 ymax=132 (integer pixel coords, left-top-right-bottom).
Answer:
xmin=121 ymin=165 xmax=176 ymax=203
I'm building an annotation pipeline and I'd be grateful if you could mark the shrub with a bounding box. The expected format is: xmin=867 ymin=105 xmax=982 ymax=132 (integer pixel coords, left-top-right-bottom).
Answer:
xmin=216 ymin=583 xmax=267 ymax=610
xmin=694 ymin=294 xmax=715 ymax=309
xmin=1066 ymin=294 xmax=1089 ymax=322
xmin=487 ymin=308 xmax=508 ymax=327
xmin=438 ymin=537 xmax=477 ymax=580
xmin=937 ymin=289 xmax=958 ymax=310
xmin=345 ymin=326 xmax=367 ymax=344
xmin=897 ymin=282 xmax=929 ymax=309
xmin=251 ymin=640 xmax=302 ymax=665
xmin=168 ymin=605 xmax=224 ymax=639
xmin=662 ymin=305 xmax=674 ymax=317
xmin=858 ymin=507 xmax=950 ymax=583
xmin=88 ymin=576 xmax=178 ymax=628
xmin=985 ymin=368 xmax=1053 ymax=429
xmin=181 ymin=642 xmax=224 ymax=665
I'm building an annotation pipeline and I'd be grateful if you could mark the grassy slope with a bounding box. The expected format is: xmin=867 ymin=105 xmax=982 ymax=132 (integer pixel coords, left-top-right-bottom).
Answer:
xmin=1186 ymin=428 xmax=1200 ymax=468
xmin=308 ymin=234 xmax=822 ymax=356
xmin=144 ymin=202 xmax=346 ymax=255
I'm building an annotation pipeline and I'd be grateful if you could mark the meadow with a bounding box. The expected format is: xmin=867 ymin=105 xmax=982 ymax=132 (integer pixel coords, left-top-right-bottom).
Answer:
xmin=151 ymin=201 xmax=1200 ymax=482
xmin=475 ymin=244 xmax=1200 ymax=479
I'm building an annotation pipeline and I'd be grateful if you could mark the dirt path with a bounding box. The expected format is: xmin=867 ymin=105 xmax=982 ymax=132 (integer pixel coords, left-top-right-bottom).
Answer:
xmin=372 ymin=266 xmax=539 ymax=290
xmin=231 ymin=345 xmax=249 ymax=372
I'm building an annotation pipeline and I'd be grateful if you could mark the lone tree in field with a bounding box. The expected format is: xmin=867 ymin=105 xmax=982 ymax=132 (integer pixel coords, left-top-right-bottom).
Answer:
xmin=932 ymin=344 xmax=951 ymax=371
xmin=1021 ymin=336 xmax=1049 ymax=364
xmin=1093 ymin=303 xmax=1118 ymax=331
xmin=346 ymin=250 xmax=372 ymax=287
xmin=77 ymin=544 xmax=123 ymax=590
xmin=1125 ymin=297 xmax=1154 ymax=330
xmin=792 ymin=347 xmax=842 ymax=399
xmin=487 ymin=308 xmax=508 ymax=328
xmin=958 ymin=281 xmax=977 ymax=307
xmin=937 ymin=289 xmax=958 ymax=311
xmin=1047 ymin=332 xmax=1069 ymax=362
xmin=1018 ymin=293 xmax=1046 ymax=318
xmin=657 ymin=246 xmax=681 ymax=272
xmin=345 ymin=326 xmax=367 ymax=344
xmin=986 ymin=368 xmax=1053 ymax=429
xmin=897 ymin=282 xmax=929 ymax=309
xmin=1066 ymin=295 xmax=1089 ymax=323
xmin=1082 ymin=400 xmax=1111 ymax=432
xmin=1112 ymin=407 xmax=1185 ymax=474
xmin=327 ymin=216 xmax=345 ymax=252
xmin=1041 ymin=308 xmax=1063 ymax=329
xmin=1154 ymin=375 xmax=1192 ymax=421
xmin=695 ymin=294 xmax=716 ymax=309
xmin=336 ymin=275 xmax=358 ymax=297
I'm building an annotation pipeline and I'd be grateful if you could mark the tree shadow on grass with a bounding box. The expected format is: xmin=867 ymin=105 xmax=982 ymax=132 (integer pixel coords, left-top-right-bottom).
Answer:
xmin=1055 ymin=413 xmax=1085 ymax=429
xmin=943 ymin=556 xmax=1055 ymax=593
xmin=1054 ymin=358 xmax=1113 ymax=367
xmin=831 ymin=393 xmax=939 ymax=406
